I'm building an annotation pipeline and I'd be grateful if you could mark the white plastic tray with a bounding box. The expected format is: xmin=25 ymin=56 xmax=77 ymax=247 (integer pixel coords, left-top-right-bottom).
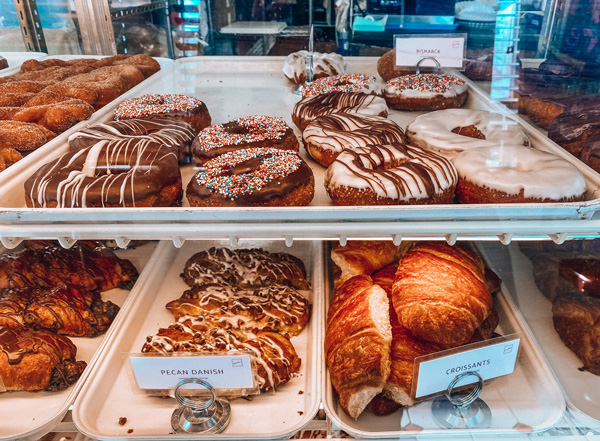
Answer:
xmin=0 ymin=56 xmax=600 ymax=244
xmin=72 ymin=239 xmax=322 ymax=440
xmin=322 ymin=243 xmax=566 ymax=438
xmin=0 ymin=241 xmax=158 ymax=441
xmin=502 ymin=243 xmax=600 ymax=429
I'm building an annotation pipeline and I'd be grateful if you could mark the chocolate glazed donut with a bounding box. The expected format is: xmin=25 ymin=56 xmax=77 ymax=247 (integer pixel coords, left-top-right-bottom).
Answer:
xmin=24 ymin=139 xmax=182 ymax=208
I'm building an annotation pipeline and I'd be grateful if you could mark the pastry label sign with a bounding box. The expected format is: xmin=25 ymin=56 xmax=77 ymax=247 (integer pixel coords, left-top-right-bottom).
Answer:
xmin=412 ymin=335 xmax=521 ymax=399
xmin=394 ymin=34 xmax=466 ymax=68
xmin=129 ymin=353 xmax=255 ymax=390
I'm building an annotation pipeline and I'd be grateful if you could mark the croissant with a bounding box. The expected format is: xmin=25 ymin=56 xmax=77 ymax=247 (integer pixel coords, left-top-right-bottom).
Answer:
xmin=166 ymin=283 xmax=310 ymax=336
xmin=0 ymin=325 xmax=87 ymax=391
xmin=325 ymin=275 xmax=392 ymax=419
xmin=552 ymin=291 xmax=600 ymax=375
xmin=391 ymin=242 xmax=492 ymax=348
xmin=0 ymin=243 xmax=138 ymax=292
xmin=331 ymin=240 xmax=412 ymax=286
xmin=0 ymin=285 xmax=120 ymax=337
xmin=182 ymin=247 xmax=310 ymax=290
xmin=142 ymin=319 xmax=301 ymax=391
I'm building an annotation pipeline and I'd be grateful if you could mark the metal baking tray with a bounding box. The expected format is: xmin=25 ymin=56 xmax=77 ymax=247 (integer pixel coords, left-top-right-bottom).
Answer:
xmin=322 ymin=243 xmax=566 ymax=438
xmin=0 ymin=56 xmax=599 ymax=244
xmin=72 ymin=239 xmax=322 ymax=440
xmin=0 ymin=241 xmax=158 ymax=441
xmin=500 ymin=242 xmax=600 ymax=429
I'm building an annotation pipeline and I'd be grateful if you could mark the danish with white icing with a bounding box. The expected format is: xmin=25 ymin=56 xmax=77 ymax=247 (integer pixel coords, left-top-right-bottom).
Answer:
xmin=302 ymin=113 xmax=406 ymax=167
xmin=406 ymin=109 xmax=530 ymax=159
xmin=453 ymin=144 xmax=587 ymax=204
xmin=324 ymin=142 xmax=458 ymax=205
xmin=282 ymin=50 xmax=345 ymax=84
xmin=384 ymin=73 xmax=468 ymax=111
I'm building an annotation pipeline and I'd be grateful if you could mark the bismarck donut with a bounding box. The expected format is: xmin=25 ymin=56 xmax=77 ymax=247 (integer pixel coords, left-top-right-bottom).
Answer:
xmin=324 ymin=142 xmax=458 ymax=205
xmin=68 ymin=118 xmax=196 ymax=159
xmin=301 ymin=74 xmax=382 ymax=98
xmin=302 ymin=113 xmax=406 ymax=167
xmin=376 ymin=49 xmax=435 ymax=82
xmin=114 ymin=94 xmax=211 ymax=133
xmin=186 ymin=147 xmax=314 ymax=207
xmin=453 ymin=144 xmax=587 ymax=204
xmin=292 ymin=91 xmax=388 ymax=131
xmin=384 ymin=74 xmax=468 ymax=111
xmin=406 ymin=109 xmax=530 ymax=159
xmin=191 ymin=115 xmax=299 ymax=165
xmin=24 ymin=140 xmax=182 ymax=208
xmin=283 ymin=50 xmax=345 ymax=84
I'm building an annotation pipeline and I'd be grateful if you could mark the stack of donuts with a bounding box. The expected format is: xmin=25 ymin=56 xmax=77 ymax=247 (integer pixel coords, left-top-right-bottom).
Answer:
xmin=0 ymin=54 xmax=161 ymax=172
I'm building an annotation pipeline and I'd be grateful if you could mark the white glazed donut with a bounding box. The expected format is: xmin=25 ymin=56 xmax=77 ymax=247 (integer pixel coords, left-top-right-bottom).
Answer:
xmin=406 ymin=109 xmax=530 ymax=159
xmin=453 ymin=144 xmax=587 ymax=203
xmin=282 ymin=51 xmax=345 ymax=84
xmin=302 ymin=113 xmax=406 ymax=167
xmin=324 ymin=142 xmax=458 ymax=205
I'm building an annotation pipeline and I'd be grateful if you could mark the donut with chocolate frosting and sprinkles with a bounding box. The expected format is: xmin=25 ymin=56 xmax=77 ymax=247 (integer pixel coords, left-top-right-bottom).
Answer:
xmin=113 ymin=94 xmax=211 ymax=133
xmin=186 ymin=147 xmax=314 ymax=207
xmin=301 ymin=74 xmax=382 ymax=98
xmin=325 ymin=142 xmax=458 ymax=205
xmin=384 ymin=74 xmax=468 ymax=110
xmin=191 ymin=115 xmax=299 ymax=165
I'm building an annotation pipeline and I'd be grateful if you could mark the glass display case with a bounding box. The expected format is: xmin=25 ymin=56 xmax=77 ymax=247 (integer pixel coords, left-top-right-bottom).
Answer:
xmin=1 ymin=1 xmax=600 ymax=441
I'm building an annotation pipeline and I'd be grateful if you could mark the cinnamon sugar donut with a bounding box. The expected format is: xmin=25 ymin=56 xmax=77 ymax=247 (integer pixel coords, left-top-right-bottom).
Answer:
xmin=68 ymin=118 xmax=196 ymax=159
xmin=186 ymin=147 xmax=314 ymax=207
xmin=302 ymin=113 xmax=406 ymax=167
xmin=114 ymin=94 xmax=211 ymax=133
xmin=406 ymin=109 xmax=530 ymax=159
xmin=384 ymin=74 xmax=468 ymax=110
xmin=24 ymin=141 xmax=182 ymax=208
xmin=191 ymin=115 xmax=298 ymax=165
xmin=453 ymin=144 xmax=587 ymax=203
xmin=282 ymin=50 xmax=345 ymax=84
xmin=325 ymin=142 xmax=458 ymax=205
xmin=0 ymin=120 xmax=56 ymax=152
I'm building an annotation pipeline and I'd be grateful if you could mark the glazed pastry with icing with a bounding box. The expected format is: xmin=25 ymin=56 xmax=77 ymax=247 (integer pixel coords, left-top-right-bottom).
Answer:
xmin=282 ymin=50 xmax=345 ymax=84
xmin=325 ymin=142 xmax=458 ymax=206
xmin=68 ymin=118 xmax=196 ymax=159
xmin=406 ymin=109 xmax=530 ymax=159
xmin=191 ymin=115 xmax=299 ymax=165
xmin=113 ymin=94 xmax=211 ymax=133
xmin=186 ymin=147 xmax=314 ymax=207
xmin=302 ymin=113 xmax=406 ymax=167
xmin=181 ymin=247 xmax=310 ymax=290
xmin=292 ymin=92 xmax=388 ymax=131
xmin=383 ymin=73 xmax=468 ymax=111
xmin=24 ymin=140 xmax=182 ymax=208
xmin=453 ymin=144 xmax=587 ymax=204
xmin=166 ymin=284 xmax=310 ymax=336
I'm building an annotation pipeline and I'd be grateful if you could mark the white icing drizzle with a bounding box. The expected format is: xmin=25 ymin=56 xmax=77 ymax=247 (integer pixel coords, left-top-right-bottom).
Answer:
xmin=452 ymin=144 xmax=587 ymax=199
xmin=167 ymin=284 xmax=309 ymax=335
xmin=282 ymin=50 xmax=345 ymax=84
xmin=303 ymin=113 xmax=405 ymax=159
xmin=142 ymin=319 xmax=298 ymax=391
xmin=325 ymin=143 xmax=458 ymax=202
xmin=406 ymin=109 xmax=530 ymax=159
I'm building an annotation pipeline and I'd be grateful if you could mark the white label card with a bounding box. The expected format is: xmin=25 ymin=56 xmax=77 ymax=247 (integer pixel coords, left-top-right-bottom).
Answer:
xmin=413 ymin=336 xmax=521 ymax=399
xmin=395 ymin=34 xmax=466 ymax=68
xmin=130 ymin=353 xmax=255 ymax=390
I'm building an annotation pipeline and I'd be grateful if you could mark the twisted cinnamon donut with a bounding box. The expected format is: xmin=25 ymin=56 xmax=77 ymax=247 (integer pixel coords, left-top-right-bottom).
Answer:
xmin=325 ymin=142 xmax=458 ymax=205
